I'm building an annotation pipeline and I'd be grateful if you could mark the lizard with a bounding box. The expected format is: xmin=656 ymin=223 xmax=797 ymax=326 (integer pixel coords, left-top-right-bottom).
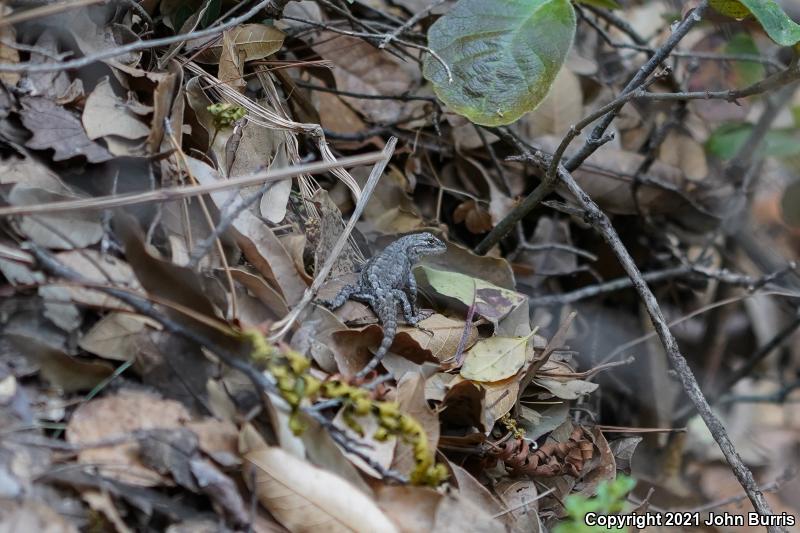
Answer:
xmin=319 ymin=232 xmax=446 ymax=378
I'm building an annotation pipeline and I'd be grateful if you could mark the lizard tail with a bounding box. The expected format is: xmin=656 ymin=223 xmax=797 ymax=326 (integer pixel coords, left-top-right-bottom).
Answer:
xmin=356 ymin=320 xmax=396 ymax=378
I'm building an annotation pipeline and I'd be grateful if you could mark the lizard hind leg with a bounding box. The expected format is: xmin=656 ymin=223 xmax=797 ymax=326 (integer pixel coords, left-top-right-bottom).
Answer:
xmin=317 ymin=283 xmax=360 ymax=310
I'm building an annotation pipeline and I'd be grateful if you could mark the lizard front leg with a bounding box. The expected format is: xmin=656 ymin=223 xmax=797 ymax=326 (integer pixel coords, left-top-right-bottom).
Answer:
xmin=392 ymin=289 xmax=423 ymax=324
xmin=406 ymin=268 xmax=420 ymax=316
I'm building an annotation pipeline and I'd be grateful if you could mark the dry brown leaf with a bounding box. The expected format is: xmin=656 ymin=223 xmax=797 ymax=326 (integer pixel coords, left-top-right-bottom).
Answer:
xmin=66 ymin=389 xmax=192 ymax=486
xmin=37 ymin=250 xmax=139 ymax=331
xmin=24 ymin=33 xmax=74 ymax=100
xmin=440 ymin=377 xmax=486 ymax=432
xmin=311 ymin=33 xmax=422 ymax=123
xmin=395 ymin=314 xmax=478 ymax=364
xmin=20 ymin=97 xmax=112 ymax=163
xmin=375 ymin=485 xmax=441 ymax=533
xmin=82 ymin=77 xmax=151 ymax=140
xmin=79 ymin=313 xmax=156 ymax=361
xmin=330 ymin=323 xmax=383 ymax=377
xmin=483 ymin=378 xmax=519 ymax=428
xmin=230 ymin=269 xmax=289 ymax=319
xmin=82 ymin=491 xmax=132 ymax=533
xmin=432 ymin=492 xmax=506 ymax=533
xmin=9 ymin=186 xmax=104 ymax=250
xmin=658 ymin=130 xmax=708 ymax=182
xmin=453 ymin=200 xmax=493 ymax=234
xmin=245 ymin=446 xmax=399 ymax=533
xmin=6 ymin=336 xmax=113 ymax=393
xmin=299 ymin=420 xmax=374 ymax=496
xmin=535 ymin=135 xmax=703 ymax=216
xmin=0 ymin=500 xmax=78 ymax=533
xmin=494 ymin=478 xmax=541 ymax=533
xmin=0 ymin=154 xmax=65 ymax=189
xmin=146 ymin=62 xmax=180 ymax=153
xmin=518 ymin=68 xmax=583 ymax=139
xmin=218 ymin=25 xmax=284 ymax=91
xmin=317 ymin=92 xmax=367 ymax=136
xmin=574 ymin=427 xmax=615 ymax=496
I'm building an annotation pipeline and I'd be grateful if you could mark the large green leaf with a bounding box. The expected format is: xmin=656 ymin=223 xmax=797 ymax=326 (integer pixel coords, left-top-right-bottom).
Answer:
xmin=706 ymin=123 xmax=800 ymax=160
xmin=710 ymin=0 xmax=800 ymax=46
xmin=422 ymin=0 xmax=576 ymax=126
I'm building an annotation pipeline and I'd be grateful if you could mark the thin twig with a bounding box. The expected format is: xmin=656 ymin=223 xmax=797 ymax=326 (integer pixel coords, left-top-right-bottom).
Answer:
xmin=0 ymin=152 xmax=384 ymax=217
xmin=637 ymin=64 xmax=800 ymax=103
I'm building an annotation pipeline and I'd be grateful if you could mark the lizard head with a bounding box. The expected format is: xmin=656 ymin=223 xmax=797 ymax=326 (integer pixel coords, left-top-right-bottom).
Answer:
xmin=405 ymin=232 xmax=446 ymax=262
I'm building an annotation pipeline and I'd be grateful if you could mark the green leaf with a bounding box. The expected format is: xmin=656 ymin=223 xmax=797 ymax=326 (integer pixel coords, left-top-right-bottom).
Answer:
xmin=574 ymin=0 xmax=621 ymax=9
xmin=416 ymin=266 xmax=526 ymax=324
xmin=460 ymin=333 xmax=533 ymax=382
xmin=711 ymin=0 xmax=800 ymax=46
xmin=422 ymin=0 xmax=576 ymax=126
xmin=706 ymin=123 xmax=800 ymax=160
xmin=725 ymin=33 xmax=764 ymax=86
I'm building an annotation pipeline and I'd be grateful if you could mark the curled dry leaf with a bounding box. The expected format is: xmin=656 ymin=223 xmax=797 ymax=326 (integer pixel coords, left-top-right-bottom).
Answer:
xmin=244 ymin=446 xmax=399 ymax=533
xmin=217 ymin=25 xmax=285 ymax=91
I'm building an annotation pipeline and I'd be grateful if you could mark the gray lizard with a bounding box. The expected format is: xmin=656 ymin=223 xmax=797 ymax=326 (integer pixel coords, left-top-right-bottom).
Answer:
xmin=320 ymin=232 xmax=446 ymax=378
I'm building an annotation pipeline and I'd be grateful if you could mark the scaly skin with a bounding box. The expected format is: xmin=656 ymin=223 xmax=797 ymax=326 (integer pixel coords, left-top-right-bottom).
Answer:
xmin=321 ymin=232 xmax=446 ymax=377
